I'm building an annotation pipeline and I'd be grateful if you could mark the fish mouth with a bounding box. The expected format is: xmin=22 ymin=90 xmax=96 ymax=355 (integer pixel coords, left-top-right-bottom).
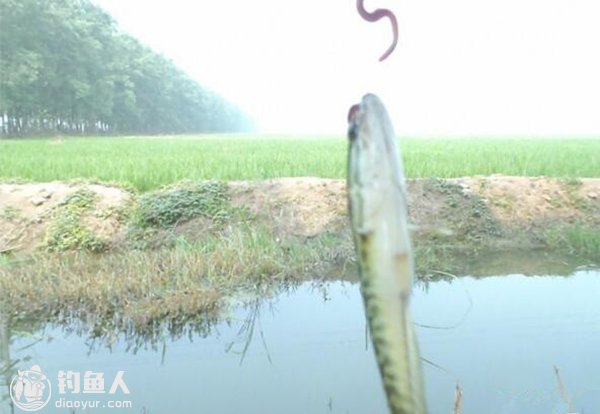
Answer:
xmin=347 ymin=103 xmax=361 ymax=142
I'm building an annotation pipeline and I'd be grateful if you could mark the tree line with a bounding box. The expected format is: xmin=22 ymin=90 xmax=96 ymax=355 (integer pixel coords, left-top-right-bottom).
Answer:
xmin=0 ymin=0 xmax=253 ymax=136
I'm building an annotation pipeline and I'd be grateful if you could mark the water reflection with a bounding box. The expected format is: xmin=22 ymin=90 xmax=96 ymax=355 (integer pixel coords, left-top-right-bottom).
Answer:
xmin=0 ymin=270 xmax=598 ymax=414
xmin=413 ymin=270 xmax=600 ymax=413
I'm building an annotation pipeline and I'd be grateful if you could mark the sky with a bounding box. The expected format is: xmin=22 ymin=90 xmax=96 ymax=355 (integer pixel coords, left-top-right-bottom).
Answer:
xmin=92 ymin=0 xmax=600 ymax=136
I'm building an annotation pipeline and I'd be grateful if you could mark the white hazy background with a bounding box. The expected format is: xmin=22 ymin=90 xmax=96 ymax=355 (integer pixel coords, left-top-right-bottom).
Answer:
xmin=92 ymin=0 xmax=600 ymax=136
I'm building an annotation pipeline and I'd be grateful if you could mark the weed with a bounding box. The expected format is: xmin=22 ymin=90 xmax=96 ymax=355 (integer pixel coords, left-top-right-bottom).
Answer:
xmin=133 ymin=181 xmax=231 ymax=228
xmin=0 ymin=221 xmax=352 ymax=341
xmin=544 ymin=223 xmax=600 ymax=257
xmin=425 ymin=179 xmax=502 ymax=243
xmin=0 ymin=206 xmax=21 ymax=221
xmin=45 ymin=188 xmax=108 ymax=252
xmin=560 ymin=178 xmax=595 ymax=213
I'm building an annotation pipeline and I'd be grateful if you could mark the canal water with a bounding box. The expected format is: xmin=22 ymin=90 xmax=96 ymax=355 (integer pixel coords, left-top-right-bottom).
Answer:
xmin=2 ymin=268 xmax=599 ymax=414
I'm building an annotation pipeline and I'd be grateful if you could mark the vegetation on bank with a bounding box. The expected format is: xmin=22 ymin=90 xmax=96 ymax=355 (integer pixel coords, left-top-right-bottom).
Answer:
xmin=0 ymin=176 xmax=597 ymax=343
xmin=0 ymin=231 xmax=343 ymax=339
xmin=1 ymin=136 xmax=598 ymax=190
xmin=0 ymin=181 xmax=350 ymax=340
xmin=45 ymin=188 xmax=108 ymax=252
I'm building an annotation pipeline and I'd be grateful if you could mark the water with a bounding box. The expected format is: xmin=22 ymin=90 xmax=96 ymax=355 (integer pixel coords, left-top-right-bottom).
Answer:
xmin=2 ymin=269 xmax=599 ymax=414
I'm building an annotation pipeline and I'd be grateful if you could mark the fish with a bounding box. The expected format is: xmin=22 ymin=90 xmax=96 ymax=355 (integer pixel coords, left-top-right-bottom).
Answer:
xmin=347 ymin=93 xmax=427 ymax=414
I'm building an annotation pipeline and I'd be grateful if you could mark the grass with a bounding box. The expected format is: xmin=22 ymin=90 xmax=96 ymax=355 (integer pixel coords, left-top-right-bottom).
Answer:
xmin=1 ymin=135 xmax=598 ymax=191
xmin=133 ymin=181 xmax=231 ymax=228
xmin=0 ymin=178 xmax=354 ymax=341
xmin=0 ymin=225 xmax=351 ymax=343
xmin=545 ymin=224 xmax=600 ymax=258
xmin=45 ymin=188 xmax=108 ymax=252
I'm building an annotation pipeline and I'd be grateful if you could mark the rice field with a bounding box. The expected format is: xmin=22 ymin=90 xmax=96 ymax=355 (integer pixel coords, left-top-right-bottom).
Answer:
xmin=0 ymin=135 xmax=598 ymax=191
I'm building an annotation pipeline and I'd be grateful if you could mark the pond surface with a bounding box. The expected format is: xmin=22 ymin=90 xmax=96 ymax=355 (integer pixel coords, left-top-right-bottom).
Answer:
xmin=2 ymin=269 xmax=599 ymax=414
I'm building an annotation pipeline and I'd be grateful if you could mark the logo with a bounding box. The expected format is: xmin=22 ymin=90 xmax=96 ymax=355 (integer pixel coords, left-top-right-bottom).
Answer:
xmin=9 ymin=365 xmax=52 ymax=412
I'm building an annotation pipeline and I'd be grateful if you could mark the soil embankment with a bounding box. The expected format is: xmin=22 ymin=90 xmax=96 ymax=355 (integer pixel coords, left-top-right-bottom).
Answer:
xmin=1 ymin=176 xmax=598 ymax=257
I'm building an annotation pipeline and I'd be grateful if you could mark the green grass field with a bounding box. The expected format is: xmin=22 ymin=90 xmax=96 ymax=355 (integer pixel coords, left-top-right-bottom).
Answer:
xmin=1 ymin=135 xmax=598 ymax=191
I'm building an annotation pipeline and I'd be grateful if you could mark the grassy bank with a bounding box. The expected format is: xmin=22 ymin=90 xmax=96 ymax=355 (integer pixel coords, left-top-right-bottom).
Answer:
xmin=1 ymin=136 xmax=598 ymax=190
xmin=0 ymin=180 xmax=352 ymax=340
xmin=1 ymin=176 xmax=598 ymax=343
xmin=0 ymin=226 xmax=347 ymax=339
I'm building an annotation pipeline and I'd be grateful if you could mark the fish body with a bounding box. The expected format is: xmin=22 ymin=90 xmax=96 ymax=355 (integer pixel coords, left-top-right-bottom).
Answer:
xmin=347 ymin=94 xmax=427 ymax=414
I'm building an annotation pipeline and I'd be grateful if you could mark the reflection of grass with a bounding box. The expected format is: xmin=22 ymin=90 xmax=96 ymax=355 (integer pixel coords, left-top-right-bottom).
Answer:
xmin=1 ymin=136 xmax=598 ymax=190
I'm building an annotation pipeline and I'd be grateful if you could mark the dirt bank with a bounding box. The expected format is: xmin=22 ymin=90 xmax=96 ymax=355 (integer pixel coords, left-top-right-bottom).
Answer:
xmin=1 ymin=176 xmax=599 ymax=257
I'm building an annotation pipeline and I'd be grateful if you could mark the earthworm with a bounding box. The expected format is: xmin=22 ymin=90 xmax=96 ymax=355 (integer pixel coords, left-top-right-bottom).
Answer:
xmin=356 ymin=0 xmax=399 ymax=61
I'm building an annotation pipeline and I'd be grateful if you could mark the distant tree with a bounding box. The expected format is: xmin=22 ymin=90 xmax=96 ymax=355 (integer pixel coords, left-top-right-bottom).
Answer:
xmin=0 ymin=0 xmax=252 ymax=136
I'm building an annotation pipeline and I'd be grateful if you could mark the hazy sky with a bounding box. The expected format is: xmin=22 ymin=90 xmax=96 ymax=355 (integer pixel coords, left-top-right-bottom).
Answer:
xmin=92 ymin=0 xmax=600 ymax=136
